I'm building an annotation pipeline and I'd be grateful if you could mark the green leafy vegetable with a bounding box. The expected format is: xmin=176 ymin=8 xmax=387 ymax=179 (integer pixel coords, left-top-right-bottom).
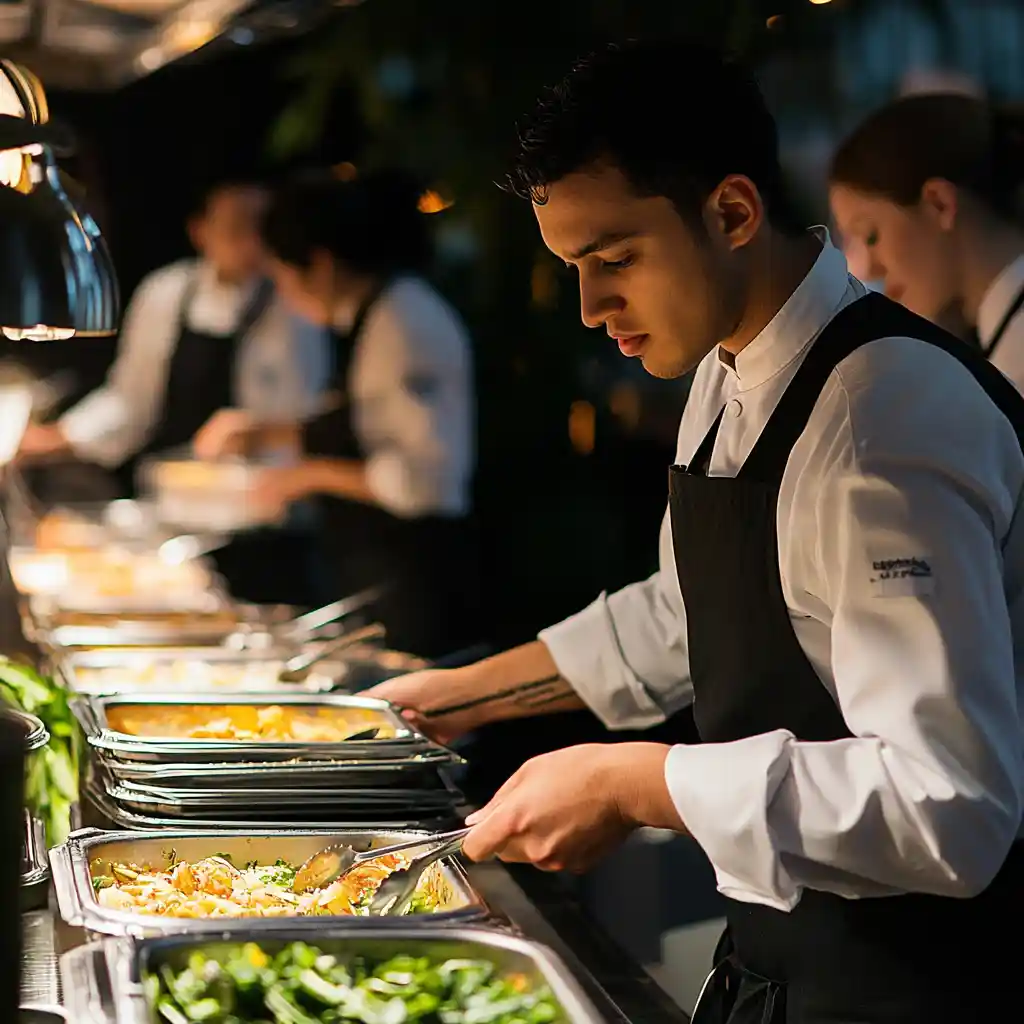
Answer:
xmin=0 ymin=657 xmax=79 ymax=846
xmin=148 ymin=942 xmax=563 ymax=1023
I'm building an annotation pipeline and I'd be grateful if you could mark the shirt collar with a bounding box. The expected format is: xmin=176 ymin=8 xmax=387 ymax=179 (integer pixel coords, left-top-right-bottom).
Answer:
xmin=977 ymin=253 xmax=1024 ymax=346
xmin=726 ymin=227 xmax=853 ymax=392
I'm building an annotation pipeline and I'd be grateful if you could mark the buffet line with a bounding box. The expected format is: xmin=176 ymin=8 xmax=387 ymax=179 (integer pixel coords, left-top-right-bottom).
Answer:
xmin=1 ymin=490 xmax=652 ymax=1024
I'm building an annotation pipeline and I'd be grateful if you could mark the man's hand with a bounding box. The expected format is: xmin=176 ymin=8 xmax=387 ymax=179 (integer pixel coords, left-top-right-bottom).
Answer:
xmin=17 ymin=422 xmax=70 ymax=461
xmin=192 ymin=408 xmax=256 ymax=460
xmin=251 ymin=463 xmax=320 ymax=519
xmin=461 ymin=742 xmax=684 ymax=872
xmin=364 ymin=669 xmax=484 ymax=745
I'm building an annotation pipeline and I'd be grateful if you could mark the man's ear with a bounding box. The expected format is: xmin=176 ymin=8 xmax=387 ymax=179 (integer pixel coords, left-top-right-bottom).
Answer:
xmin=704 ymin=174 xmax=764 ymax=251
xmin=919 ymin=178 xmax=960 ymax=233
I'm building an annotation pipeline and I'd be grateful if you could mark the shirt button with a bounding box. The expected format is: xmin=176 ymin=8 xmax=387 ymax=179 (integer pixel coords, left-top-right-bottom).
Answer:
xmin=728 ymin=399 xmax=743 ymax=418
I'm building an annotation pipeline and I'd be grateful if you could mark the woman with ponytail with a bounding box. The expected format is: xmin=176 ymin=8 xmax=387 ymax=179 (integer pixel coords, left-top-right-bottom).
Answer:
xmin=194 ymin=169 xmax=479 ymax=658
xmin=830 ymin=94 xmax=1024 ymax=386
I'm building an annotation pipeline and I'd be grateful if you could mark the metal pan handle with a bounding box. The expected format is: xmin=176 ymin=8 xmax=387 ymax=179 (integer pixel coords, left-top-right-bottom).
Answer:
xmin=47 ymin=840 xmax=86 ymax=928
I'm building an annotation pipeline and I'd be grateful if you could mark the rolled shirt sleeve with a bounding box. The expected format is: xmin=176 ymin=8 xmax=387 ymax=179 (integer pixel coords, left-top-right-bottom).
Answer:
xmin=664 ymin=343 xmax=1024 ymax=910
xmin=539 ymin=511 xmax=695 ymax=729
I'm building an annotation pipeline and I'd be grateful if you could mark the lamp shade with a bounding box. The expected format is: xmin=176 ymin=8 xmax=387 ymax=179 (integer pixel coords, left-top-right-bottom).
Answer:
xmin=0 ymin=146 xmax=120 ymax=340
xmin=0 ymin=61 xmax=120 ymax=341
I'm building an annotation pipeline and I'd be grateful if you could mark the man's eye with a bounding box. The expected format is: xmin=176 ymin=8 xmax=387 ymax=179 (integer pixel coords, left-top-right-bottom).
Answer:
xmin=601 ymin=255 xmax=633 ymax=270
xmin=865 ymin=231 xmax=878 ymax=247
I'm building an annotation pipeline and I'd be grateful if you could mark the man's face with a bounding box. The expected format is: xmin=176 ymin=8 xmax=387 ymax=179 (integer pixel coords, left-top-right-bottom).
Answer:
xmin=534 ymin=164 xmax=748 ymax=379
xmin=191 ymin=187 xmax=268 ymax=283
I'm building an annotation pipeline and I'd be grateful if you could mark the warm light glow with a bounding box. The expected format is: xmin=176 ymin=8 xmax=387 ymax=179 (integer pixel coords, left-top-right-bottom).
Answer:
xmin=569 ymin=400 xmax=596 ymax=455
xmin=808 ymin=0 xmax=832 ymax=4
xmin=2 ymin=326 xmax=75 ymax=342
xmin=766 ymin=15 xmax=783 ymax=28
xmin=332 ymin=161 xmax=358 ymax=181
xmin=418 ymin=189 xmax=454 ymax=214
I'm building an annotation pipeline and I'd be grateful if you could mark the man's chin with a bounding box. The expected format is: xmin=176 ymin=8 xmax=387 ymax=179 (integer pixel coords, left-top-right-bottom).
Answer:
xmin=640 ymin=349 xmax=697 ymax=381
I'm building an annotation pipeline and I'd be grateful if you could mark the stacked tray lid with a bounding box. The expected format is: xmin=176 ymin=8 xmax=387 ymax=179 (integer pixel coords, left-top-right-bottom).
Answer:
xmin=73 ymin=693 xmax=466 ymax=828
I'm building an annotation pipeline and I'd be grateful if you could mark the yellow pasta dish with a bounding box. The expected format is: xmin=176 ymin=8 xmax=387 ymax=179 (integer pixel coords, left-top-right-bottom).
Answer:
xmin=91 ymin=852 xmax=439 ymax=919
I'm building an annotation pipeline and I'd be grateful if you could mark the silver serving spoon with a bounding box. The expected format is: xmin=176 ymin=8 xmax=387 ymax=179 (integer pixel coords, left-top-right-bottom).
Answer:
xmin=292 ymin=827 xmax=470 ymax=895
xmin=277 ymin=623 xmax=386 ymax=682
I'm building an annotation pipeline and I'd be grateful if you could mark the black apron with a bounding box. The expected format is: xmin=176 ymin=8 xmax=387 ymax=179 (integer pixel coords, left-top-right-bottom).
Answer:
xmin=672 ymin=292 xmax=1024 ymax=1024
xmin=302 ymin=281 xmax=480 ymax=658
xmin=983 ymin=279 xmax=1024 ymax=361
xmin=141 ymin=273 xmax=274 ymax=458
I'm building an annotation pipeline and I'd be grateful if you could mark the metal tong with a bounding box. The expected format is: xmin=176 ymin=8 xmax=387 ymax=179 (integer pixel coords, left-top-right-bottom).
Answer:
xmin=292 ymin=827 xmax=471 ymax=916
xmin=277 ymin=622 xmax=387 ymax=682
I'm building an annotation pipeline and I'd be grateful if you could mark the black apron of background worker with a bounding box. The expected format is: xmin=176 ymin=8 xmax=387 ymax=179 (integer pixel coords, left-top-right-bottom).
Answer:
xmin=671 ymin=291 xmax=1024 ymax=1024
xmin=136 ymin=272 xmax=319 ymax=607
xmin=302 ymin=281 xmax=481 ymax=659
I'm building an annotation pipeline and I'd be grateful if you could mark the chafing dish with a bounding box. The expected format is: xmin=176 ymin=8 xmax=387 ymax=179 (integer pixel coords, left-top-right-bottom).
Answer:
xmin=55 ymin=646 xmax=340 ymax=695
xmin=51 ymin=827 xmax=487 ymax=937
xmin=73 ymin=692 xmax=431 ymax=763
xmin=61 ymin=926 xmax=601 ymax=1024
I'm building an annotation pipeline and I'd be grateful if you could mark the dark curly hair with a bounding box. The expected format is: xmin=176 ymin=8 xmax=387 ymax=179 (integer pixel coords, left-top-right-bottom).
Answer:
xmin=504 ymin=38 xmax=804 ymax=236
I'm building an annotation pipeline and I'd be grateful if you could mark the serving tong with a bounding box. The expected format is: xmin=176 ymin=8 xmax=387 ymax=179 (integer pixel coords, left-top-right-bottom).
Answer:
xmin=277 ymin=622 xmax=387 ymax=682
xmin=292 ymin=827 xmax=471 ymax=915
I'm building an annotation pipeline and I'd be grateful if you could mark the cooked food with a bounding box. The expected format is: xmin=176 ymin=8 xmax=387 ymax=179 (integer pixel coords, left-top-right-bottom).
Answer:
xmin=105 ymin=703 xmax=395 ymax=742
xmin=11 ymin=549 xmax=213 ymax=600
xmin=75 ymin=660 xmax=296 ymax=693
xmin=147 ymin=941 xmax=562 ymax=1023
xmin=92 ymin=852 xmax=438 ymax=919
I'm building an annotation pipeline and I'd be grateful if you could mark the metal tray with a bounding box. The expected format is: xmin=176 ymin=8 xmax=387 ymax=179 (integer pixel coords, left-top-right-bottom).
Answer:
xmin=74 ymin=692 xmax=433 ymax=763
xmin=85 ymin=782 xmax=459 ymax=833
xmin=93 ymin=748 xmax=463 ymax=789
xmin=56 ymin=646 xmax=339 ymax=695
xmin=99 ymin=778 xmax=463 ymax=818
xmin=61 ymin=926 xmax=599 ymax=1024
xmin=51 ymin=827 xmax=487 ymax=937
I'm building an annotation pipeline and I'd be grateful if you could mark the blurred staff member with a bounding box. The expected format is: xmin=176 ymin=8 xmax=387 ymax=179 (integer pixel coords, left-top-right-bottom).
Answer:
xmin=830 ymin=95 xmax=1024 ymax=385
xmin=17 ymin=180 xmax=327 ymax=480
xmin=194 ymin=170 xmax=478 ymax=658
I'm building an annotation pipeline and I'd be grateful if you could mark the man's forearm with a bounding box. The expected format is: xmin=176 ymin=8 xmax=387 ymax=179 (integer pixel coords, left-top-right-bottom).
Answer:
xmin=305 ymin=457 xmax=377 ymax=505
xmin=428 ymin=641 xmax=586 ymax=730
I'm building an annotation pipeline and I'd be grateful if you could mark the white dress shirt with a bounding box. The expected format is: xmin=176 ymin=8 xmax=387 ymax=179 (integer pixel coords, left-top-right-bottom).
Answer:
xmin=60 ymin=259 xmax=329 ymax=468
xmin=980 ymin=253 xmax=1024 ymax=392
xmin=540 ymin=234 xmax=1024 ymax=913
xmin=340 ymin=276 xmax=474 ymax=518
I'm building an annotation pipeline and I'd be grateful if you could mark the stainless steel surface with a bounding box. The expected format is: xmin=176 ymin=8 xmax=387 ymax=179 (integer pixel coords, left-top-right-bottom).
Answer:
xmin=74 ymin=691 xmax=426 ymax=763
xmin=1 ymin=708 xmax=49 ymax=753
xmin=22 ymin=811 xmax=49 ymax=889
xmin=278 ymin=623 xmax=387 ymax=680
xmin=21 ymin=911 xmax=61 ymax=1006
xmin=97 ymin=778 xmax=460 ymax=817
xmin=84 ymin=782 xmax=455 ymax=833
xmin=92 ymin=747 xmax=462 ymax=789
xmin=50 ymin=827 xmax=486 ymax=937
xmin=55 ymin=645 xmax=339 ymax=695
xmin=18 ymin=1005 xmax=66 ymax=1022
xmin=61 ymin=926 xmax=603 ymax=1024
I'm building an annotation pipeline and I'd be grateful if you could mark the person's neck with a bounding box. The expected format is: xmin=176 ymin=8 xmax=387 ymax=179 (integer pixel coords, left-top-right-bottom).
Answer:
xmin=332 ymin=275 xmax=383 ymax=328
xmin=718 ymin=230 xmax=822 ymax=360
xmin=958 ymin=220 xmax=1024 ymax=327
xmin=208 ymin=263 xmax=255 ymax=289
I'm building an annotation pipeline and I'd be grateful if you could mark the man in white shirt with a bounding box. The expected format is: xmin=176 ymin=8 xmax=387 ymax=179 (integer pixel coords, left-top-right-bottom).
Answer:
xmin=371 ymin=39 xmax=1024 ymax=1022
xmin=17 ymin=180 xmax=326 ymax=474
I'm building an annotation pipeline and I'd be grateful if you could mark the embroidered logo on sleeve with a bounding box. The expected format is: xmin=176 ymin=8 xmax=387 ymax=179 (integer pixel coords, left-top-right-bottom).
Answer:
xmin=869 ymin=557 xmax=935 ymax=597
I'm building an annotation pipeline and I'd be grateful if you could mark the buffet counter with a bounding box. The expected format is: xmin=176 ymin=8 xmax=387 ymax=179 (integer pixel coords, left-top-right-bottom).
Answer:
xmin=1 ymin=503 xmax=690 ymax=1024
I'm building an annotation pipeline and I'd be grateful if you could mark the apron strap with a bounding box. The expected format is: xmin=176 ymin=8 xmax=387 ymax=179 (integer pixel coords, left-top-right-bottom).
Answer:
xmin=983 ymin=279 xmax=1024 ymax=360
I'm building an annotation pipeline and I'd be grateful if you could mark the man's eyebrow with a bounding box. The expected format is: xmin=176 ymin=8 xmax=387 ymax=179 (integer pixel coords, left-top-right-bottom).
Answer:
xmin=568 ymin=231 xmax=638 ymax=261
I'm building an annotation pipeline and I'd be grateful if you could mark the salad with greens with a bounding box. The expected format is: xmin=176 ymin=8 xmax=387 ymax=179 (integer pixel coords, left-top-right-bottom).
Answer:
xmin=148 ymin=941 xmax=563 ymax=1024
xmin=0 ymin=657 xmax=79 ymax=846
